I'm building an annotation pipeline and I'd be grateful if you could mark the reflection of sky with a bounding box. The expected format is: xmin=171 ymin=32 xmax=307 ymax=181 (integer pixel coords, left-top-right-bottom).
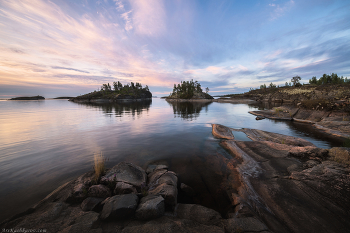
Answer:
xmin=0 ymin=0 xmax=349 ymax=98
xmin=0 ymin=98 xmax=340 ymax=222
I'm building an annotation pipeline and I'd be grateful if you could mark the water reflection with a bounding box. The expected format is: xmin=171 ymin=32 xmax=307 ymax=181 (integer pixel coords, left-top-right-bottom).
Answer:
xmin=167 ymin=101 xmax=212 ymax=120
xmin=75 ymin=100 xmax=152 ymax=118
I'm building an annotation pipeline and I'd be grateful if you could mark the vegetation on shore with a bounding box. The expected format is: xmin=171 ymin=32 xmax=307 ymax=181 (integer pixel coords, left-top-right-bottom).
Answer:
xmin=72 ymin=81 xmax=152 ymax=100
xmin=168 ymin=80 xmax=213 ymax=99
xmin=9 ymin=95 xmax=45 ymax=100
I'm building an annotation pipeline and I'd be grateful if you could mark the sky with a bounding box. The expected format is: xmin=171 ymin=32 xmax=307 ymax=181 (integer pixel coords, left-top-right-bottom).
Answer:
xmin=0 ymin=0 xmax=349 ymax=98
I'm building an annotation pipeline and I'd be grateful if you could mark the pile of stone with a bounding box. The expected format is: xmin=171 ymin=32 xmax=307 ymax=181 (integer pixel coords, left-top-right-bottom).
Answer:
xmin=69 ymin=162 xmax=178 ymax=221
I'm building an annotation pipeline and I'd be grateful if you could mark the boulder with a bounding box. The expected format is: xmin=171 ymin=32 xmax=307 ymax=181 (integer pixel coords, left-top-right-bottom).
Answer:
xmin=114 ymin=182 xmax=137 ymax=195
xmin=148 ymin=171 xmax=178 ymax=209
xmin=101 ymin=162 xmax=147 ymax=190
xmin=148 ymin=183 xmax=177 ymax=209
xmin=88 ymin=185 xmax=111 ymax=198
xmin=135 ymin=195 xmax=165 ymax=220
xmin=81 ymin=197 xmax=104 ymax=211
xmin=100 ymin=194 xmax=139 ymax=220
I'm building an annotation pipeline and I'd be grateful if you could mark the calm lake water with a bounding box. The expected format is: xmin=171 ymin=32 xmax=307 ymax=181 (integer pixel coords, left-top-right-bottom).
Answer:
xmin=0 ymin=98 xmax=341 ymax=221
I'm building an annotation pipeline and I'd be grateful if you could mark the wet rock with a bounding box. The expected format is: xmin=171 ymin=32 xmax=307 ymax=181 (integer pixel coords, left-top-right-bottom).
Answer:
xmin=101 ymin=162 xmax=147 ymax=191
xmin=256 ymin=116 xmax=265 ymax=120
xmin=135 ymin=195 xmax=165 ymax=220
xmin=222 ymin=217 xmax=269 ymax=233
xmin=81 ymin=197 xmax=104 ymax=212
xmin=114 ymin=181 xmax=137 ymax=195
xmin=212 ymin=124 xmax=234 ymax=139
xmin=100 ymin=194 xmax=139 ymax=221
xmin=88 ymin=184 xmax=111 ymax=198
xmin=176 ymin=204 xmax=222 ymax=226
xmin=180 ymin=183 xmax=196 ymax=197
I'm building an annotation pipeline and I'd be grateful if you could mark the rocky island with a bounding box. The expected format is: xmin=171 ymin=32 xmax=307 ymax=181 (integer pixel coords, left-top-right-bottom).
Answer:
xmin=70 ymin=82 xmax=152 ymax=103
xmin=166 ymin=80 xmax=213 ymax=101
xmin=221 ymin=74 xmax=350 ymax=142
xmin=9 ymin=95 xmax=45 ymax=100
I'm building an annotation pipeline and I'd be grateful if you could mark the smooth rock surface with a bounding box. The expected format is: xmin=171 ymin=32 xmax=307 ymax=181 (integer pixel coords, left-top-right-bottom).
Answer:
xmin=101 ymin=162 xmax=147 ymax=190
xmin=135 ymin=195 xmax=165 ymax=220
xmin=114 ymin=182 xmax=137 ymax=195
xmin=88 ymin=185 xmax=111 ymax=198
xmin=100 ymin=194 xmax=139 ymax=221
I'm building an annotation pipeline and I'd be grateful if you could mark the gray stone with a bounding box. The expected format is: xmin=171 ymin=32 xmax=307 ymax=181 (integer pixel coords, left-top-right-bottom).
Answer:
xmin=81 ymin=197 xmax=104 ymax=211
xmin=114 ymin=181 xmax=137 ymax=195
xmin=180 ymin=183 xmax=196 ymax=197
xmin=135 ymin=195 xmax=165 ymax=220
xmin=88 ymin=184 xmax=111 ymax=198
xmin=222 ymin=217 xmax=269 ymax=232
xmin=148 ymin=183 xmax=177 ymax=209
xmin=101 ymin=162 xmax=147 ymax=190
xmin=100 ymin=194 xmax=139 ymax=220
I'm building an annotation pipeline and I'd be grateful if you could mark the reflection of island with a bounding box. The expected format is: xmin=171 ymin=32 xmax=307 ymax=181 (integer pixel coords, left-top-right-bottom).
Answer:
xmin=167 ymin=100 xmax=212 ymax=120
xmin=75 ymin=99 xmax=152 ymax=118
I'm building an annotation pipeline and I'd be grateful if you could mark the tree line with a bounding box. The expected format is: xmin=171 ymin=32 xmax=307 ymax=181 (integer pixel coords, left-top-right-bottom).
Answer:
xmin=308 ymin=73 xmax=349 ymax=85
xmin=171 ymin=80 xmax=209 ymax=99
xmin=100 ymin=81 xmax=149 ymax=93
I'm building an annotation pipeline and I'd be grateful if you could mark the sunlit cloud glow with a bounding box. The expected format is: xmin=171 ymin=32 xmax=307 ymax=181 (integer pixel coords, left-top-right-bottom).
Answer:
xmin=0 ymin=0 xmax=349 ymax=98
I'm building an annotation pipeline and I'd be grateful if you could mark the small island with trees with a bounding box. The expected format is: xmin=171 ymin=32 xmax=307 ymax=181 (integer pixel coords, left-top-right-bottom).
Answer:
xmin=166 ymin=80 xmax=213 ymax=100
xmin=70 ymin=81 xmax=152 ymax=103
xmin=9 ymin=95 xmax=45 ymax=100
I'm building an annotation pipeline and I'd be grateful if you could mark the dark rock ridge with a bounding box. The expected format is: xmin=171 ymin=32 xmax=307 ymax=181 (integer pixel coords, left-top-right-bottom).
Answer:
xmin=249 ymin=105 xmax=350 ymax=140
xmin=9 ymin=95 xmax=45 ymax=100
xmin=212 ymin=124 xmax=350 ymax=233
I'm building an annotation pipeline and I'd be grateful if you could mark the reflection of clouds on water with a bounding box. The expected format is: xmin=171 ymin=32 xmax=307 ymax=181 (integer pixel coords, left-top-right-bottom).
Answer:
xmin=75 ymin=100 xmax=152 ymax=119
xmin=166 ymin=101 xmax=212 ymax=121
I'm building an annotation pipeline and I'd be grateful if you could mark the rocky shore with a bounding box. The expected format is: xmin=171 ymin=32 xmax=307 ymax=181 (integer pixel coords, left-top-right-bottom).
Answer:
xmin=249 ymin=105 xmax=350 ymax=140
xmin=212 ymin=124 xmax=350 ymax=233
xmin=2 ymin=124 xmax=349 ymax=232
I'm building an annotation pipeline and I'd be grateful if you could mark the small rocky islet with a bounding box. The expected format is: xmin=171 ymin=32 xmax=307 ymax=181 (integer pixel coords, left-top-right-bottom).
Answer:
xmin=2 ymin=124 xmax=349 ymax=233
